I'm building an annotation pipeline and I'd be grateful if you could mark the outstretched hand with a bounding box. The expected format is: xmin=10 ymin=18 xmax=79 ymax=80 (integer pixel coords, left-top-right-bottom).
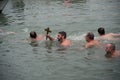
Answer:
xmin=46 ymin=34 xmax=54 ymax=41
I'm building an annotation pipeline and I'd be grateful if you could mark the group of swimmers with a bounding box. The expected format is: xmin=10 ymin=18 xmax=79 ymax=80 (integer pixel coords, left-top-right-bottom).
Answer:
xmin=29 ymin=27 xmax=120 ymax=58
xmin=85 ymin=28 xmax=120 ymax=58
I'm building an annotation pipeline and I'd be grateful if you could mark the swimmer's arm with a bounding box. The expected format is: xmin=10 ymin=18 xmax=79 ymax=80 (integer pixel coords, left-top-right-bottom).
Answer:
xmin=111 ymin=33 xmax=120 ymax=37
xmin=46 ymin=34 xmax=55 ymax=41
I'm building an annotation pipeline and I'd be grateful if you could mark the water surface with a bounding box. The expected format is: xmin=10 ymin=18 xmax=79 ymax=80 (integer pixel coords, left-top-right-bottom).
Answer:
xmin=0 ymin=0 xmax=120 ymax=80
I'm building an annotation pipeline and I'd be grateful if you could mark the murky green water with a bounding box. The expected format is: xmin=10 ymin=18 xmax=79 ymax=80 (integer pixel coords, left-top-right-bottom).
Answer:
xmin=0 ymin=0 xmax=120 ymax=80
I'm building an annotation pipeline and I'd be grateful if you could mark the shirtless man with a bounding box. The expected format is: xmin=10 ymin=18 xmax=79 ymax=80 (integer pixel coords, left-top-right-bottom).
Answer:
xmin=46 ymin=31 xmax=71 ymax=47
xmin=105 ymin=43 xmax=120 ymax=58
xmin=85 ymin=32 xmax=100 ymax=48
xmin=98 ymin=27 xmax=120 ymax=40
xmin=29 ymin=31 xmax=44 ymax=42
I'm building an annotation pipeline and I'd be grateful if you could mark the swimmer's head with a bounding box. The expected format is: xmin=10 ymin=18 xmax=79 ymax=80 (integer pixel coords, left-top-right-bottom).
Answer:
xmin=98 ymin=27 xmax=105 ymax=35
xmin=105 ymin=43 xmax=116 ymax=58
xmin=85 ymin=32 xmax=94 ymax=42
xmin=30 ymin=31 xmax=37 ymax=39
xmin=105 ymin=43 xmax=116 ymax=53
xmin=57 ymin=31 xmax=67 ymax=41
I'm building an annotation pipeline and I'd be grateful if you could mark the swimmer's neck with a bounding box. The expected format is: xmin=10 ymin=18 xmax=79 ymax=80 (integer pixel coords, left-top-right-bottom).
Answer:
xmin=59 ymin=38 xmax=65 ymax=43
xmin=100 ymin=34 xmax=105 ymax=36
xmin=87 ymin=39 xmax=94 ymax=42
xmin=30 ymin=37 xmax=37 ymax=40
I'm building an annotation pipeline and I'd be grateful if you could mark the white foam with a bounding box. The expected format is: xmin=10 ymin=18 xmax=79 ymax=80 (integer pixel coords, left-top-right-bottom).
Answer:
xmin=22 ymin=28 xmax=29 ymax=33
xmin=68 ymin=33 xmax=86 ymax=41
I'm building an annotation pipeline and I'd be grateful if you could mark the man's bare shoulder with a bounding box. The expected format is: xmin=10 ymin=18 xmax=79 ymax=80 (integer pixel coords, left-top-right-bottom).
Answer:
xmin=85 ymin=41 xmax=94 ymax=48
xmin=85 ymin=40 xmax=100 ymax=48
xmin=116 ymin=51 xmax=120 ymax=56
xmin=36 ymin=35 xmax=45 ymax=41
xmin=99 ymin=33 xmax=115 ymax=40
xmin=61 ymin=39 xmax=71 ymax=47
xmin=112 ymin=51 xmax=120 ymax=57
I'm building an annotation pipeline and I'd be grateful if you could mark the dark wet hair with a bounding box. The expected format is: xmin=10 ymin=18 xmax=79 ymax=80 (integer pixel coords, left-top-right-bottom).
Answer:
xmin=30 ymin=31 xmax=37 ymax=39
xmin=58 ymin=31 xmax=67 ymax=39
xmin=86 ymin=32 xmax=94 ymax=40
xmin=98 ymin=27 xmax=105 ymax=35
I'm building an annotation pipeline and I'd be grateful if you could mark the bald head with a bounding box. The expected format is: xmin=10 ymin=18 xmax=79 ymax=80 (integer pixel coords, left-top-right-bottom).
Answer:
xmin=105 ymin=43 xmax=116 ymax=58
xmin=106 ymin=43 xmax=116 ymax=51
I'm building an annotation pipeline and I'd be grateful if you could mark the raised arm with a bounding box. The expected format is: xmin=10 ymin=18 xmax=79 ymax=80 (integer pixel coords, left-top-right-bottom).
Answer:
xmin=46 ymin=34 xmax=55 ymax=41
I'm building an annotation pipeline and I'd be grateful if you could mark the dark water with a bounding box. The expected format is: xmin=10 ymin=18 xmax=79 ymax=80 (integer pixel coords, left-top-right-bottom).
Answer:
xmin=0 ymin=0 xmax=120 ymax=80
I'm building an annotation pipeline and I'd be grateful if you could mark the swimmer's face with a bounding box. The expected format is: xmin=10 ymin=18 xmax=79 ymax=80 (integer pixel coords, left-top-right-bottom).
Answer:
xmin=57 ymin=34 xmax=62 ymax=41
xmin=105 ymin=44 xmax=112 ymax=53
xmin=85 ymin=35 xmax=89 ymax=42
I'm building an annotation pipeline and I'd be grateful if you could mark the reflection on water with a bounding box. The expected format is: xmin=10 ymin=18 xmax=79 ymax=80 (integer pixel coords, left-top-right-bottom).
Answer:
xmin=0 ymin=0 xmax=120 ymax=80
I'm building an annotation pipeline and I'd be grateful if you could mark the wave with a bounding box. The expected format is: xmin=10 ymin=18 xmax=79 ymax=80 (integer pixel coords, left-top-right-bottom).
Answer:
xmin=68 ymin=33 xmax=86 ymax=41
xmin=22 ymin=28 xmax=29 ymax=33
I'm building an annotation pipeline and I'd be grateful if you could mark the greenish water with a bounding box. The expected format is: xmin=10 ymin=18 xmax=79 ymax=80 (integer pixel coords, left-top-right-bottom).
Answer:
xmin=0 ymin=0 xmax=120 ymax=80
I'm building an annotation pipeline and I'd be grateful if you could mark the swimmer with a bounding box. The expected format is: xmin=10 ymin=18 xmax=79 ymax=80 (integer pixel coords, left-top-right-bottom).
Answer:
xmin=97 ymin=27 xmax=120 ymax=40
xmin=46 ymin=31 xmax=71 ymax=47
xmin=29 ymin=31 xmax=44 ymax=42
xmin=85 ymin=32 xmax=100 ymax=48
xmin=105 ymin=43 xmax=120 ymax=58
